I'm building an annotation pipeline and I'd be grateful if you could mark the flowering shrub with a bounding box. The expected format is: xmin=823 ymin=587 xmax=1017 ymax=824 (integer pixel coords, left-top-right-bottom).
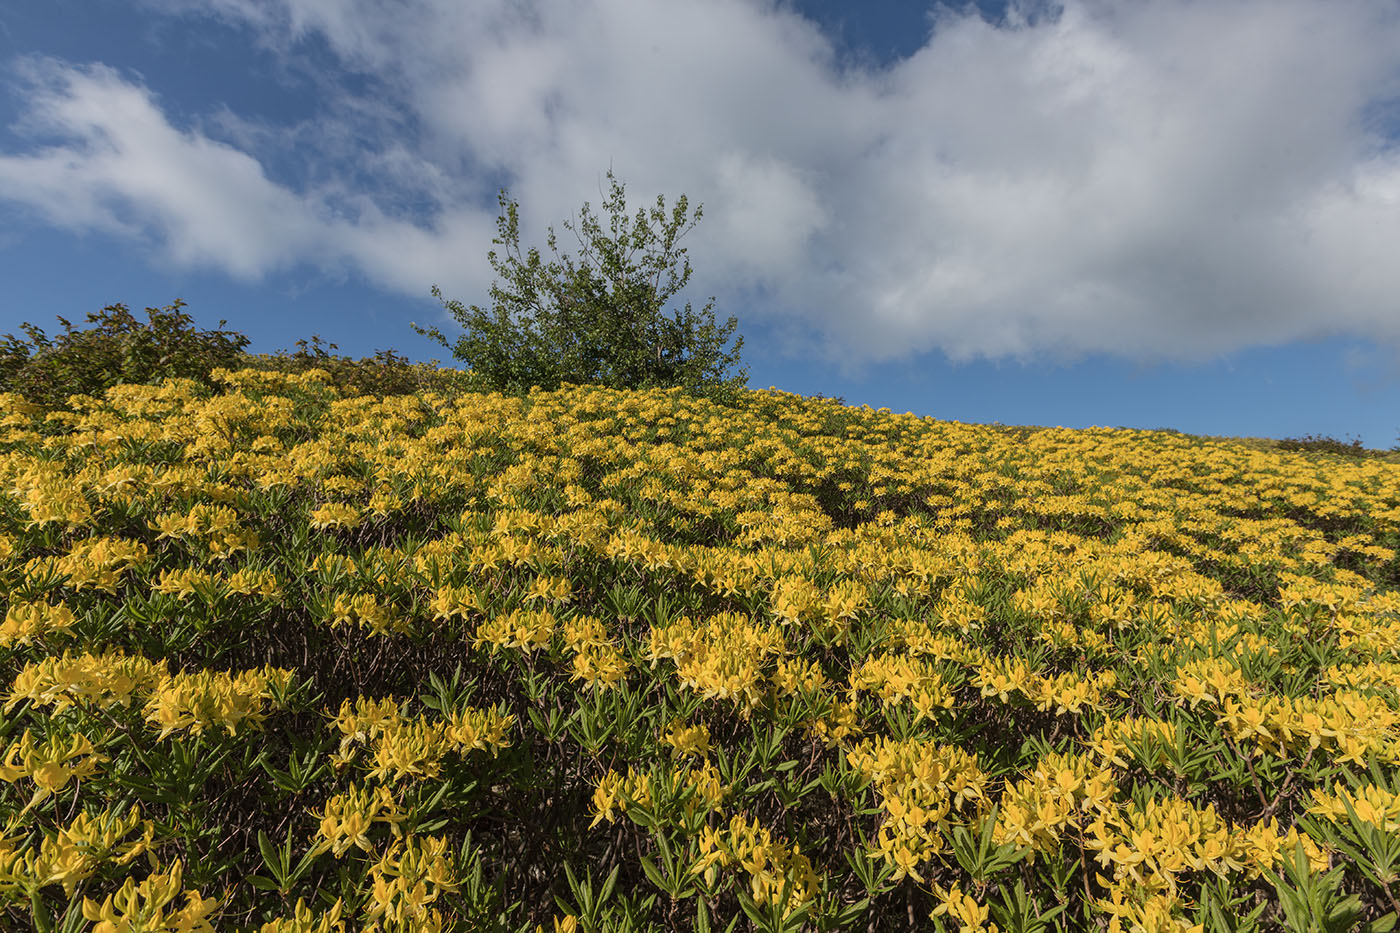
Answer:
xmin=1 ymin=368 xmax=1399 ymax=931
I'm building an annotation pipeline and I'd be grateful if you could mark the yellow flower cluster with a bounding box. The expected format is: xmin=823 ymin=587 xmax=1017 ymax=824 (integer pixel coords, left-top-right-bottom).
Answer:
xmin=846 ymin=737 xmax=988 ymax=881
xmin=143 ymin=664 xmax=294 ymax=740
xmin=589 ymin=767 xmax=654 ymax=829
xmin=45 ymin=536 xmax=149 ymax=593
xmin=661 ymin=718 xmax=712 ymax=758
xmin=648 ymin=612 xmax=787 ymax=709
xmin=328 ymin=695 xmax=514 ymax=781
xmin=309 ymin=502 xmax=363 ymax=531
xmin=694 ymin=813 xmax=820 ymax=914
xmin=258 ymin=897 xmax=346 ymax=933
xmin=771 ymin=656 xmax=829 ymax=698
xmin=0 ymin=730 xmax=107 ymax=811
xmin=0 ymin=600 xmax=76 ymax=647
xmin=848 ymin=652 xmax=954 ymax=723
xmin=561 ymin=614 xmax=629 ymax=689
xmin=0 ymin=804 xmax=153 ymax=898
xmin=1085 ymin=798 xmax=1327 ymax=926
xmin=313 ymin=783 xmax=407 ymax=858
xmin=214 ymin=560 xmax=282 ymax=596
xmin=328 ymin=592 xmax=413 ymax=637
xmin=8 ymin=461 xmax=93 ymax=530
xmin=475 ymin=607 xmax=556 ymax=655
xmin=81 ymin=859 xmax=218 ymax=933
xmin=1322 ymin=660 xmax=1400 ymax=694
xmin=426 ymin=581 xmax=487 ymax=621
xmin=7 ymin=650 xmax=165 ymax=714
xmin=590 ymin=754 xmax=729 ymax=833
xmin=1216 ymin=691 xmax=1400 ymax=765
xmin=929 ymin=882 xmax=996 ymax=933
xmin=149 ymin=503 xmax=260 ymax=559
xmin=362 ymin=834 xmax=458 ymax=933
xmin=6 ymin=650 xmax=292 ymax=744
xmin=993 ymin=751 xmax=1116 ymax=857
xmin=972 ymin=654 xmax=1118 ymax=714
xmin=151 ymin=566 xmax=219 ymax=601
xmin=1087 ymin=716 xmax=1179 ymax=770
xmin=1307 ymin=782 xmax=1400 ymax=832
xmin=1171 ymin=658 xmax=1251 ymax=709
xmin=1169 ymin=655 xmax=1400 ymax=763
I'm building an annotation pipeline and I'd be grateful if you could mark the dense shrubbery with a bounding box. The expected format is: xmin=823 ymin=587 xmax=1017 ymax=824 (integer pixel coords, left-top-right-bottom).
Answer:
xmin=2 ymin=377 xmax=1400 ymax=931
xmin=0 ymin=302 xmax=478 ymax=409
xmin=0 ymin=300 xmax=251 ymax=408
xmin=1276 ymin=435 xmax=1393 ymax=459
xmin=243 ymin=335 xmax=478 ymax=401
xmin=1 ymin=296 xmax=1399 ymax=932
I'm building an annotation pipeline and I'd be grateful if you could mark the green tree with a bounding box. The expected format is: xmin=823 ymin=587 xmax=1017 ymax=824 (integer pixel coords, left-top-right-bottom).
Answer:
xmin=412 ymin=170 xmax=746 ymax=398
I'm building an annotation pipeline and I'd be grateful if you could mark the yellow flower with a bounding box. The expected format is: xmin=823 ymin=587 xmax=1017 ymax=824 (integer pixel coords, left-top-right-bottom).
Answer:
xmin=81 ymin=860 xmax=218 ymax=933
xmin=363 ymin=835 xmax=458 ymax=929
xmin=570 ymin=643 xmax=630 ymax=690
xmin=662 ymin=719 xmax=711 ymax=758
xmin=143 ymin=665 xmax=293 ymax=740
xmin=12 ymin=805 xmax=153 ymax=899
xmin=589 ymin=770 xmax=625 ymax=829
xmin=308 ymin=502 xmax=363 ymax=530
xmin=542 ymin=918 xmax=579 ymax=933
xmin=258 ymin=897 xmax=346 ymax=933
xmin=328 ymin=593 xmax=413 ymax=637
xmin=930 ymin=883 xmax=997 ymax=932
xmin=311 ymin=784 xmax=406 ymax=858
xmin=0 ymin=730 xmax=107 ymax=811
xmin=0 ymin=601 xmax=76 ymax=647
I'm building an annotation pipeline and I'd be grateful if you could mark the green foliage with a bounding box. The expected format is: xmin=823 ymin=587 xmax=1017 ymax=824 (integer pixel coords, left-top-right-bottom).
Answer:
xmin=0 ymin=299 xmax=250 ymax=407
xmin=0 ymin=299 xmax=483 ymax=411
xmin=412 ymin=170 xmax=746 ymax=399
xmin=244 ymin=334 xmax=479 ymax=401
xmin=1275 ymin=434 xmax=1381 ymax=459
xmin=1270 ymin=842 xmax=1377 ymax=933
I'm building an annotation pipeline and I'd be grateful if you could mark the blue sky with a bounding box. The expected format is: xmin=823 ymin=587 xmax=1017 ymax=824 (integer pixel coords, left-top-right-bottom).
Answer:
xmin=2 ymin=0 xmax=1400 ymax=447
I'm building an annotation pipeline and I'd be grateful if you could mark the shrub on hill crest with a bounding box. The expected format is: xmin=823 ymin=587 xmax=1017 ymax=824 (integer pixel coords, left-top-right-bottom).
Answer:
xmin=0 ymin=299 xmax=249 ymax=408
xmin=413 ymin=169 xmax=747 ymax=401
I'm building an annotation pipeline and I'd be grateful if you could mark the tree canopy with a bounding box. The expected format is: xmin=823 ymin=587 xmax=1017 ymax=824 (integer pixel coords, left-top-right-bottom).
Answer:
xmin=413 ymin=170 xmax=746 ymax=399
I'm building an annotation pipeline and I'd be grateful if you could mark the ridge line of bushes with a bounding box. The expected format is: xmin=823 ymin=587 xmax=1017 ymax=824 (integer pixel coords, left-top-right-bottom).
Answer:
xmin=2 ymin=299 xmax=1396 ymax=459
xmin=0 ymin=300 xmax=479 ymax=408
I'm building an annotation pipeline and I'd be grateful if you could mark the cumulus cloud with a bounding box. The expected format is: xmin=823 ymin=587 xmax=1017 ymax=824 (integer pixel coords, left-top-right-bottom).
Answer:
xmin=3 ymin=0 xmax=1400 ymax=367
xmin=0 ymin=58 xmax=325 ymax=279
xmin=0 ymin=55 xmax=498 ymax=294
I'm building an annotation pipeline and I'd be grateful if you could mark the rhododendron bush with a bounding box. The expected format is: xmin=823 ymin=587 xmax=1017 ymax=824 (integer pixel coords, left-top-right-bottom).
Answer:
xmin=1 ymin=368 xmax=1398 ymax=932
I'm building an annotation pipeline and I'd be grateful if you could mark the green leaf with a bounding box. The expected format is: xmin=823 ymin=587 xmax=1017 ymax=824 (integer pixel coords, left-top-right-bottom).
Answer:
xmin=246 ymin=875 xmax=282 ymax=892
xmin=639 ymin=855 xmax=666 ymax=891
xmin=256 ymin=829 xmax=281 ymax=874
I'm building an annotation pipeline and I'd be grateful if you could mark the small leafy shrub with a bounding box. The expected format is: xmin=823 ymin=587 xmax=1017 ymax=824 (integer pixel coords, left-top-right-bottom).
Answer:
xmin=414 ymin=168 xmax=747 ymax=401
xmin=245 ymin=335 xmax=479 ymax=401
xmin=0 ymin=299 xmax=250 ymax=408
xmin=1276 ymin=434 xmax=1376 ymax=459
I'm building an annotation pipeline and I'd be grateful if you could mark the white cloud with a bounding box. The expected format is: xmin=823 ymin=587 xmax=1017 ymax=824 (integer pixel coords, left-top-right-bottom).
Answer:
xmin=713 ymin=151 xmax=828 ymax=281
xmin=0 ymin=59 xmax=321 ymax=279
xmin=4 ymin=0 xmax=1400 ymax=367
xmin=0 ymin=56 xmax=499 ymax=294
